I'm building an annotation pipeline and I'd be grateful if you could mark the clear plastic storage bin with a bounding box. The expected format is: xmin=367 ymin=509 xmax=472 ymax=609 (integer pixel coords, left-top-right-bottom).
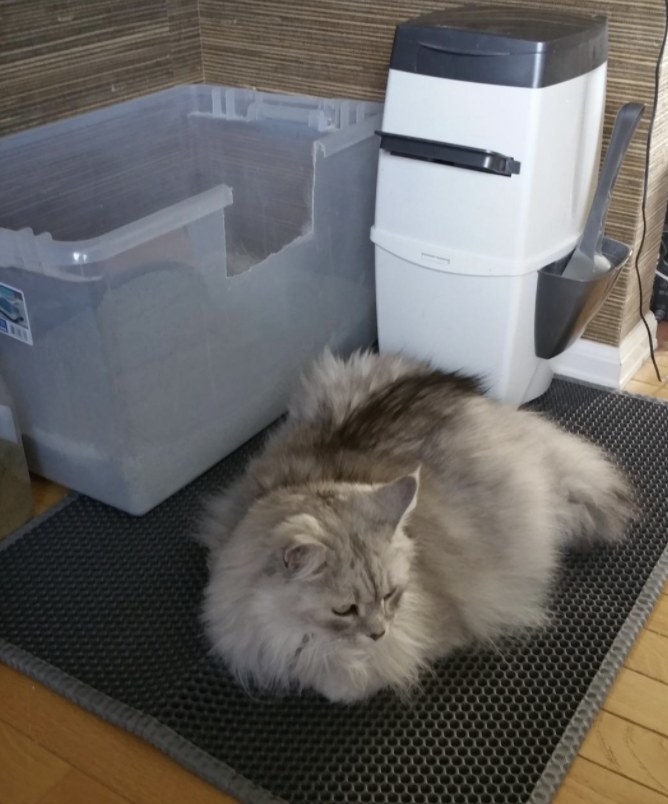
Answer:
xmin=0 ymin=85 xmax=381 ymax=514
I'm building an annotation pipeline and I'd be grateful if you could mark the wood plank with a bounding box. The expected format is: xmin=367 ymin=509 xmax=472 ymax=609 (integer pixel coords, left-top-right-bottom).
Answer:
xmin=580 ymin=711 xmax=668 ymax=796
xmin=625 ymin=379 xmax=661 ymax=396
xmin=653 ymin=353 xmax=668 ymax=369
xmin=30 ymin=475 xmax=69 ymax=517
xmin=630 ymin=362 xmax=666 ymax=385
xmin=554 ymin=756 xmax=668 ymax=804
xmin=37 ymin=768 xmax=132 ymax=804
xmin=626 ymin=629 xmax=668 ymax=684
xmin=0 ymin=665 xmax=237 ymax=804
xmin=603 ymin=668 xmax=668 ymax=738
xmin=646 ymin=595 xmax=668 ymax=638
xmin=0 ymin=720 xmax=70 ymax=804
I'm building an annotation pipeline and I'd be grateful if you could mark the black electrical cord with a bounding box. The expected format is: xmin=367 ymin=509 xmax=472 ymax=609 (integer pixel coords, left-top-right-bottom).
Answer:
xmin=634 ymin=0 xmax=668 ymax=382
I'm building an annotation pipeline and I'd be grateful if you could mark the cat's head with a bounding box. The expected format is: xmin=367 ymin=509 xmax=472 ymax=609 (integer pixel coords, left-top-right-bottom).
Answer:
xmin=248 ymin=472 xmax=420 ymax=643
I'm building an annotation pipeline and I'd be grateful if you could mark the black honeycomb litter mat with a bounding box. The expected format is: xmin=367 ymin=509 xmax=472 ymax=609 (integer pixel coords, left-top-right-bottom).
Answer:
xmin=2 ymin=378 xmax=668 ymax=804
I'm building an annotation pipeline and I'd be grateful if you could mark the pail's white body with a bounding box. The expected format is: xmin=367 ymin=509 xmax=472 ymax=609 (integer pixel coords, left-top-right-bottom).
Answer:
xmin=373 ymin=64 xmax=607 ymax=405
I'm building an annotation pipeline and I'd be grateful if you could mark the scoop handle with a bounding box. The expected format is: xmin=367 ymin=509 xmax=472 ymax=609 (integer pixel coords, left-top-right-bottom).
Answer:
xmin=578 ymin=102 xmax=644 ymax=260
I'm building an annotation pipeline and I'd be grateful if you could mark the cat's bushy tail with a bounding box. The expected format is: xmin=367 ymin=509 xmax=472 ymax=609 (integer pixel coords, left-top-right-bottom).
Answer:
xmin=288 ymin=349 xmax=430 ymax=428
xmin=539 ymin=417 xmax=636 ymax=546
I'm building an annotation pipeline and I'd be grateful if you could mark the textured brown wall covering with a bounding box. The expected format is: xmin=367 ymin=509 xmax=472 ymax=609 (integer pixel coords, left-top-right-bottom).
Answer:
xmin=0 ymin=0 xmax=202 ymax=136
xmin=1 ymin=0 xmax=667 ymax=346
xmin=200 ymin=0 xmax=668 ymax=346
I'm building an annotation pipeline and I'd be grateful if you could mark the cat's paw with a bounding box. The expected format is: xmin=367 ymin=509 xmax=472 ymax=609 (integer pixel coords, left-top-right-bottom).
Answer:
xmin=313 ymin=669 xmax=384 ymax=705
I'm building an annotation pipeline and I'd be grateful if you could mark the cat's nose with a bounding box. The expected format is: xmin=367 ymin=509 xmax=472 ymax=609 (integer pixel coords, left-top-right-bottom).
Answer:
xmin=369 ymin=629 xmax=386 ymax=641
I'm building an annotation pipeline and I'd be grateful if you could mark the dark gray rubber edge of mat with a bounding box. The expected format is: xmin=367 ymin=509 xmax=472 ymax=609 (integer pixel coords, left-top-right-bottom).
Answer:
xmin=3 ymin=385 xmax=667 ymax=804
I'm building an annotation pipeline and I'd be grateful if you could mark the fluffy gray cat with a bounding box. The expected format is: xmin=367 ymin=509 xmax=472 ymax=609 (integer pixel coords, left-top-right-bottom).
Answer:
xmin=198 ymin=351 xmax=633 ymax=703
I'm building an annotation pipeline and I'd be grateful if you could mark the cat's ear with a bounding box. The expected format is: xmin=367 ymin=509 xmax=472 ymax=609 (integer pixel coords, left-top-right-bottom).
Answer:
xmin=278 ymin=514 xmax=327 ymax=578
xmin=283 ymin=541 xmax=326 ymax=576
xmin=372 ymin=468 xmax=420 ymax=528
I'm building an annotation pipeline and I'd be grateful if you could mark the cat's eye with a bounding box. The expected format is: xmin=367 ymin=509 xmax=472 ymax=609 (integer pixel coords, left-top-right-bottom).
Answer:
xmin=384 ymin=588 xmax=397 ymax=601
xmin=332 ymin=604 xmax=358 ymax=617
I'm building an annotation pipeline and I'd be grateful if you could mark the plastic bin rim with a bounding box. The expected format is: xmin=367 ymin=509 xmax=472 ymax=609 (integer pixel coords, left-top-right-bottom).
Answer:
xmin=0 ymin=184 xmax=233 ymax=279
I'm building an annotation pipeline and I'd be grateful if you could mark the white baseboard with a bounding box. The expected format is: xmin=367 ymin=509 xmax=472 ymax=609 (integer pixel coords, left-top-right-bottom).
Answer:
xmin=550 ymin=314 xmax=657 ymax=389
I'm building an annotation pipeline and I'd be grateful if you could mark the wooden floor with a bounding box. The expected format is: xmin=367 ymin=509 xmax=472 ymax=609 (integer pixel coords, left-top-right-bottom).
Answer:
xmin=2 ymin=354 xmax=668 ymax=804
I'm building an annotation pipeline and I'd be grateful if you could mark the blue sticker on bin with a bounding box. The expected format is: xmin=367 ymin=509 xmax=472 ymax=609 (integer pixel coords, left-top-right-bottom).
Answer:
xmin=0 ymin=282 xmax=33 ymax=345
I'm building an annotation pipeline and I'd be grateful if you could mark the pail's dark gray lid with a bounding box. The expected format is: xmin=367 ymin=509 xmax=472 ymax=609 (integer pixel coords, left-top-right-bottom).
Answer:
xmin=390 ymin=7 xmax=607 ymax=88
